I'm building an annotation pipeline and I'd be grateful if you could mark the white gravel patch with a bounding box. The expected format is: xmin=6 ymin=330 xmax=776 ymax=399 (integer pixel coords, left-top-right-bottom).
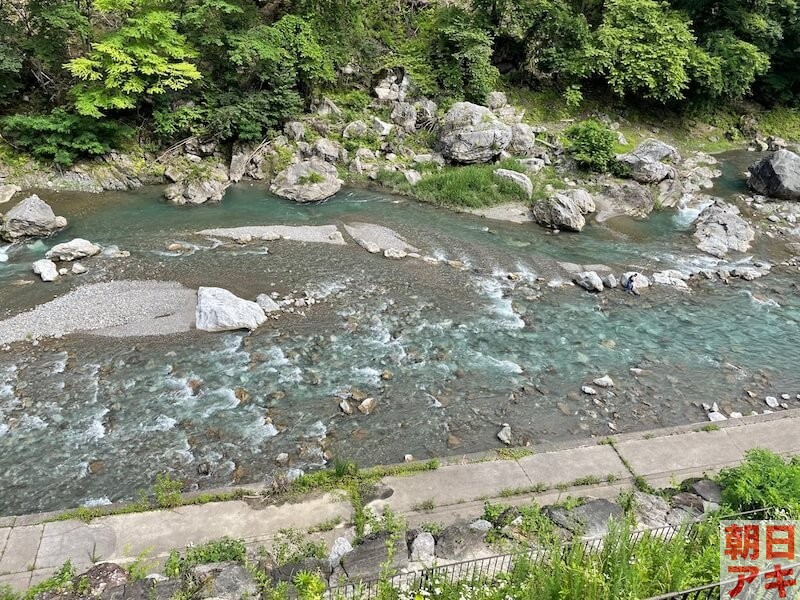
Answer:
xmin=0 ymin=280 xmax=196 ymax=344
xmin=464 ymin=203 xmax=533 ymax=223
xmin=344 ymin=222 xmax=418 ymax=252
xmin=197 ymin=225 xmax=346 ymax=245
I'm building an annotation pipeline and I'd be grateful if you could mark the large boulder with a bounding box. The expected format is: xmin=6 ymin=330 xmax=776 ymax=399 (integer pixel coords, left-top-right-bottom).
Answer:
xmin=507 ymin=123 xmax=537 ymax=156
xmin=32 ymin=259 xmax=59 ymax=282
xmin=619 ymin=139 xmax=680 ymax=184
xmin=1 ymin=194 xmax=67 ymax=241
xmin=391 ymin=102 xmax=417 ymax=133
xmin=574 ymin=271 xmax=604 ymax=292
xmin=533 ymin=191 xmax=593 ymax=232
xmin=435 ymin=524 xmax=493 ymax=561
xmin=312 ymin=138 xmax=345 ymax=163
xmin=270 ymin=158 xmax=342 ymax=203
xmin=594 ymin=180 xmax=654 ymax=221
xmin=545 ymin=499 xmax=624 ymax=539
xmin=0 ymin=184 xmax=20 ymax=204
xmin=340 ymin=532 xmax=408 ymax=582
xmin=187 ymin=562 xmax=258 ymax=600
xmin=164 ymin=163 xmax=230 ymax=205
xmin=195 ymin=287 xmax=267 ymax=332
xmin=748 ymin=149 xmax=800 ymax=201
xmin=46 ymin=238 xmax=101 ymax=262
xmin=493 ymin=169 xmax=532 ymax=199
xmin=693 ymin=200 xmax=755 ymax=258
xmin=439 ymin=102 xmax=512 ymax=164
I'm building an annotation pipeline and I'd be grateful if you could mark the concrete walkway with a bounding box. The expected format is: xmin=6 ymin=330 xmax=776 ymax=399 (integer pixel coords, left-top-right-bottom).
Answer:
xmin=2 ymin=411 xmax=799 ymax=592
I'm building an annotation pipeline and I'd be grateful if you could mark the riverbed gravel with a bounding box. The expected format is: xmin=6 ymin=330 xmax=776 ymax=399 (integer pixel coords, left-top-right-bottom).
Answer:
xmin=0 ymin=280 xmax=196 ymax=344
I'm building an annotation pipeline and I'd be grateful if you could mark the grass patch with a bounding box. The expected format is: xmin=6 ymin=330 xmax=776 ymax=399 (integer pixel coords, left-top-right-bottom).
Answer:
xmin=498 ymin=483 xmax=549 ymax=498
xmin=570 ymin=475 xmax=602 ymax=487
xmin=411 ymin=159 xmax=529 ymax=208
xmin=164 ymin=537 xmax=246 ymax=577
xmin=411 ymin=498 xmax=436 ymax=512
xmin=758 ymin=107 xmax=800 ymax=141
xmin=307 ymin=517 xmax=342 ymax=533
xmin=699 ymin=424 xmax=720 ymax=432
xmin=48 ymin=487 xmax=253 ymax=523
xmin=495 ymin=447 xmax=534 ymax=460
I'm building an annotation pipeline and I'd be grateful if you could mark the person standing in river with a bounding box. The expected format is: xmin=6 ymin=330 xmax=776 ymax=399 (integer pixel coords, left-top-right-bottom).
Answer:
xmin=624 ymin=273 xmax=640 ymax=295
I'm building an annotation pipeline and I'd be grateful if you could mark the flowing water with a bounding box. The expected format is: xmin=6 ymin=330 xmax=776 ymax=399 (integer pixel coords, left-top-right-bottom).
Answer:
xmin=1 ymin=155 xmax=799 ymax=516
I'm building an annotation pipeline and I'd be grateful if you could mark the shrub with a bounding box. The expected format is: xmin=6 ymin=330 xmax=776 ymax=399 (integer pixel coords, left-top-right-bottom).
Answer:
xmin=164 ymin=537 xmax=247 ymax=577
xmin=271 ymin=529 xmax=327 ymax=566
xmin=0 ymin=109 xmax=132 ymax=166
xmin=564 ymin=119 xmax=617 ymax=172
xmin=154 ymin=473 xmax=183 ymax=508
xmin=717 ymin=448 xmax=800 ymax=517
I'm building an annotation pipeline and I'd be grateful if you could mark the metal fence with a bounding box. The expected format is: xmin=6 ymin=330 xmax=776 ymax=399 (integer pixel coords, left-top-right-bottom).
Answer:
xmin=325 ymin=509 xmax=776 ymax=600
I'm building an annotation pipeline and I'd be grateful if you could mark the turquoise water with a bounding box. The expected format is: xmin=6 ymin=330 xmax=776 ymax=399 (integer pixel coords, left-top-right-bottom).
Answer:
xmin=0 ymin=167 xmax=798 ymax=515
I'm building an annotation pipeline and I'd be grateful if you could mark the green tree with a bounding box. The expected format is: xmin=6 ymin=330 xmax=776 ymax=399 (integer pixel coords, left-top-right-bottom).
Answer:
xmin=65 ymin=0 xmax=202 ymax=117
xmin=592 ymin=0 xmax=700 ymax=102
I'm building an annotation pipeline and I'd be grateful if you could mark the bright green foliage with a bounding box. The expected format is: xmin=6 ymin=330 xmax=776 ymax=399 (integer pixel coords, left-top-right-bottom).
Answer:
xmin=396 ymin=7 xmax=498 ymax=103
xmin=564 ymin=119 xmax=618 ymax=172
xmin=66 ymin=0 xmax=201 ymax=117
xmin=23 ymin=561 xmax=75 ymax=600
xmin=293 ymin=571 xmax=326 ymax=600
xmin=593 ymin=0 xmax=699 ymax=102
xmin=717 ymin=448 xmax=800 ymax=517
xmin=153 ymin=472 xmax=183 ymax=508
xmin=0 ymin=109 xmax=132 ymax=165
xmin=164 ymin=537 xmax=246 ymax=577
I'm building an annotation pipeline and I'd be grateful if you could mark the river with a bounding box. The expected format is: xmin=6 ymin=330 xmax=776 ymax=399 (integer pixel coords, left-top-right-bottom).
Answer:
xmin=0 ymin=152 xmax=798 ymax=515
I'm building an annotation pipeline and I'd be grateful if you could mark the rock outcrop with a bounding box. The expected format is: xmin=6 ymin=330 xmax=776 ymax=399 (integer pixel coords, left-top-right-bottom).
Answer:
xmin=270 ymin=159 xmax=342 ymax=203
xmin=748 ymin=149 xmax=800 ymax=201
xmin=164 ymin=162 xmax=230 ymax=206
xmin=693 ymin=200 xmax=755 ymax=257
xmin=439 ymin=102 xmax=512 ymax=164
xmin=1 ymin=194 xmax=67 ymax=241
xmin=195 ymin=287 xmax=267 ymax=332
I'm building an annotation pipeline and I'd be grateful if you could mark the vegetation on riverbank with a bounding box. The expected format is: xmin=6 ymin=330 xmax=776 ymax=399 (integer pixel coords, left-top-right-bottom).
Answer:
xmin=0 ymin=0 xmax=799 ymax=170
xmin=4 ymin=449 xmax=796 ymax=600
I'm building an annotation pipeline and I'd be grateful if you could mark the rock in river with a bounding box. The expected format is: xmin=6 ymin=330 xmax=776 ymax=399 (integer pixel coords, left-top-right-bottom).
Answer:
xmin=196 ymin=287 xmax=267 ymax=332
xmin=573 ymin=271 xmax=604 ymax=292
xmin=533 ymin=193 xmax=586 ymax=231
xmin=270 ymin=158 xmax=343 ymax=203
xmin=1 ymin=194 xmax=67 ymax=241
xmin=46 ymin=238 xmax=101 ymax=262
xmin=439 ymin=102 xmax=512 ymax=164
xmin=693 ymin=200 xmax=755 ymax=258
xmin=748 ymin=149 xmax=800 ymax=201
xmin=32 ymin=259 xmax=59 ymax=282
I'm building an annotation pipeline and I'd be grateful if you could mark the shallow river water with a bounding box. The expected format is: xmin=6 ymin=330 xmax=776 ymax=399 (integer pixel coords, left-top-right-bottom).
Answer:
xmin=0 ymin=155 xmax=799 ymax=515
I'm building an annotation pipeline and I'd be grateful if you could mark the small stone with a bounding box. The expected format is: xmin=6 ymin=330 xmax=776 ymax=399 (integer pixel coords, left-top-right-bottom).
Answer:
xmin=581 ymin=386 xmax=597 ymax=395
xmin=358 ymin=397 xmax=377 ymax=414
xmin=71 ymin=262 xmax=87 ymax=275
xmin=781 ymin=393 xmax=791 ymax=400
xmin=730 ymin=412 xmax=743 ymax=418
xmin=381 ymin=370 xmax=393 ymax=380
xmin=766 ymin=396 xmax=780 ymax=408
xmin=339 ymin=400 xmax=353 ymax=415
xmin=404 ymin=454 xmax=413 ymax=462
xmin=497 ymin=423 xmax=512 ymax=445
xmin=275 ymin=453 xmax=289 ymax=466
xmin=708 ymin=411 xmax=727 ymax=422
xmin=469 ymin=519 xmax=493 ymax=532
xmin=593 ymin=375 xmax=614 ymax=388
xmin=384 ymin=248 xmax=407 ymax=259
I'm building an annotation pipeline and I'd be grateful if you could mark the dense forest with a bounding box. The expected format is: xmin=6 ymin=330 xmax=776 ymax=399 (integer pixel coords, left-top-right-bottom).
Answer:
xmin=0 ymin=0 xmax=798 ymax=164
